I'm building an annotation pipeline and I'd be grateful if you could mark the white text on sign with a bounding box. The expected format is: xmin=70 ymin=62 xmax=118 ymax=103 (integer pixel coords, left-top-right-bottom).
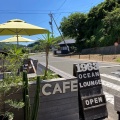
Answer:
xmin=76 ymin=62 xmax=99 ymax=72
xmin=79 ymin=79 xmax=102 ymax=88
xmin=82 ymin=95 xmax=106 ymax=109
xmin=78 ymin=71 xmax=100 ymax=79
xmin=42 ymin=80 xmax=78 ymax=96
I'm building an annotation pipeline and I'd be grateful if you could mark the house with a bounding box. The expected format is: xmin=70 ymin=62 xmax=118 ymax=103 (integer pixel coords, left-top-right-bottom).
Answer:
xmin=58 ymin=39 xmax=76 ymax=54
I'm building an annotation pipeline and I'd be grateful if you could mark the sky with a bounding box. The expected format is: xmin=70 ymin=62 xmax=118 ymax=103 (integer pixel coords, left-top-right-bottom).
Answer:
xmin=0 ymin=0 xmax=104 ymax=45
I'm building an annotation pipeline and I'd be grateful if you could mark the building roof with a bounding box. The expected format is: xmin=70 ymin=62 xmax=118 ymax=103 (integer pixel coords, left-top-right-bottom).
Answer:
xmin=58 ymin=39 xmax=76 ymax=45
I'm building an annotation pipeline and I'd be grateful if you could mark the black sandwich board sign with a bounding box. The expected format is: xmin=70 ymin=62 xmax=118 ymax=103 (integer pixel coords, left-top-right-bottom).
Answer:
xmin=73 ymin=62 xmax=108 ymax=120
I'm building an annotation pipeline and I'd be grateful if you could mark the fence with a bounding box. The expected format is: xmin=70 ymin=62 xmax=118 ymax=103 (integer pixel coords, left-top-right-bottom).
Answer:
xmin=66 ymin=54 xmax=120 ymax=62
xmin=81 ymin=44 xmax=120 ymax=54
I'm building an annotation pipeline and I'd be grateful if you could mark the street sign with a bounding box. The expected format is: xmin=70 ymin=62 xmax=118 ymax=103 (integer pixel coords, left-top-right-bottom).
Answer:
xmin=74 ymin=62 xmax=108 ymax=120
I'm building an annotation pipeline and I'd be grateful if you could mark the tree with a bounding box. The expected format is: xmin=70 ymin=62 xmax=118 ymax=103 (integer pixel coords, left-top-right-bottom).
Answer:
xmin=84 ymin=0 xmax=120 ymax=47
xmin=40 ymin=33 xmax=56 ymax=78
xmin=86 ymin=0 xmax=120 ymax=38
xmin=102 ymin=8 xmax=120 ymax=44
xmin=60 ymin=12 xmax=87 ymax=41
xmin=27 ymin=36 xmax=64 ymax=52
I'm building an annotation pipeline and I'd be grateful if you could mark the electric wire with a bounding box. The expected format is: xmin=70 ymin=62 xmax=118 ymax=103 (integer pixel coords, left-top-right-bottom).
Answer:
xmin=57 ymin=0 xmax=67 ymax=11
xmin=0 ymin=0 xmax=104 ymax=15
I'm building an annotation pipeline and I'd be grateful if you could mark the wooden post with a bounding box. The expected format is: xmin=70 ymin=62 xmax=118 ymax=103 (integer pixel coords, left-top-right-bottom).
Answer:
xmin=114 ymin=42 xmax=118 ymax=58
xmin=79 ymin=53 xmax=80 ymax=59
xmin=102 ymin=54 xmax=104 ymax=61
xmin=89 ymin=54 xmax=90 ymax=60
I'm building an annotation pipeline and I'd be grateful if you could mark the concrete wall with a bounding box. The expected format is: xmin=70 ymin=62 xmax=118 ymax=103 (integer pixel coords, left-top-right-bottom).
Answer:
xmin=81 ymin=44 xmax=120 ymax=54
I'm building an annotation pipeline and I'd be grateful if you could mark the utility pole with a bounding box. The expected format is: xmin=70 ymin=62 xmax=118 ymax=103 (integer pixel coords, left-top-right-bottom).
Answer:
xmin=49 ymin=13 xmax=69 ymax=52
xmin=49 ymin=12 xmax=54 ymax=37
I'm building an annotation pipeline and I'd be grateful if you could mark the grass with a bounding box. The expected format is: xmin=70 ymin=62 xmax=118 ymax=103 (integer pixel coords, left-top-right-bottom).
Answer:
xmin=116 ymin=58 xmax=120 ymax=62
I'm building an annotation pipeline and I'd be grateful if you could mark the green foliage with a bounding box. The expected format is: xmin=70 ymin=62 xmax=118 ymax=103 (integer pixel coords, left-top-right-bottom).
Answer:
xmin=23 ymin=72 xmax=30 ymax=120
xmin=41 ymin=33 xmax=56 ymax=77
xmin=41 ymin=70 xmax=59 ymax=80
xmin=0 ymin=43 xmax=8 ymax=49
xmin=31 ymin=76 xmax=40 ymax=120
xmin=27 ymin=41 xmax=40 ymax=48
xmin=0 ymin=46 xmax=28 ymax=120
xmin=86 ymin=0 xmax=120 ymax=37
xmin=26 ymin=0 xmax=120 ymax=52
xmin=4 ymin=112 xmax=14 ymax=120
xmin=23 ymin=72 xmax=41 ymax=120
xmin=0 ymin=73 xmax=23 ymax=94
xmin=28 ymin=70 xmax=59 ymax=82
xmin=0 ymin=43 xmax=26 ymax=51
xmin=59 ymin=0 xmax=120 ymax=51
xmin=116 ymin=57 xmax=120 ymax=62
xmin=5 ymin=99 xmax=24 ymax=109
xmin=9 ymin=45 xmax=28 ymax=62
xmin=27 ymin=35 xmax=67 ymax=52
xmin=60 ymin=12 xmax=87 ymax=40
xmin=102 ymin=8 xmax=120 ymax=42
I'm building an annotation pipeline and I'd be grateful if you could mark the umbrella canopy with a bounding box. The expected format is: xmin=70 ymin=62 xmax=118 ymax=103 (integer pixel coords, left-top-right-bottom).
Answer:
xmin=0 ymin=35 xmax=34 ymax=43
xmin=0 ymin=19 xmax=49 ymax=45
xmin=0 ymin=19 xmax=49 ymax=35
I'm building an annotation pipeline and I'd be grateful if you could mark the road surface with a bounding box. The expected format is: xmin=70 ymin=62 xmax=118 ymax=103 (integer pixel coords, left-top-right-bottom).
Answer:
xmin=30 ymin=53 xmax=120 ymax=120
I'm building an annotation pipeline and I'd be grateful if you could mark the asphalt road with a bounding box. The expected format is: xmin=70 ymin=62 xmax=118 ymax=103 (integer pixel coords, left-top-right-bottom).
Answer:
xmin=30 ymin=53 xmax=120 ymax=120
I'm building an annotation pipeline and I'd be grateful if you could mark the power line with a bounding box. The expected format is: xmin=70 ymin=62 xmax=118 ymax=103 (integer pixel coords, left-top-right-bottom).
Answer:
xmin=57 ymin=0 xmax=67 ymax=11
xmin=0 ymin=0 xmax=103 ymax=15
xmin=0 ymin=11 xmax=73 ymax=14
xmin=0 ymin=9 xmax=61 ymax=12
xmin=55 ymin=13 xmax=62 ymax=21
xmin=49 ymin=13 xmax=69 ymax=52
xmin=0 ymin=8 xmax=91 ymax=15
xmin=0 ymin=9 xmax=89 ymax=14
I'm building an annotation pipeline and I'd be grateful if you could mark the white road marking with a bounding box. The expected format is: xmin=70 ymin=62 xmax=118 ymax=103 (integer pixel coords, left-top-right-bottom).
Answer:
xmin=100 ymin=65 xmax=120 ymax=68
xmin=101 ymin=74 xmax=120 ymax=82
xmin=101 ymin=79 xmax=120 ymax=105
xmin=103 ymin=91 xmax=114 ymax=105
xmin=111 ymin=71 xmax=120 ymax=76
xmin=102 ymin=79 xmax=120 ymax=92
